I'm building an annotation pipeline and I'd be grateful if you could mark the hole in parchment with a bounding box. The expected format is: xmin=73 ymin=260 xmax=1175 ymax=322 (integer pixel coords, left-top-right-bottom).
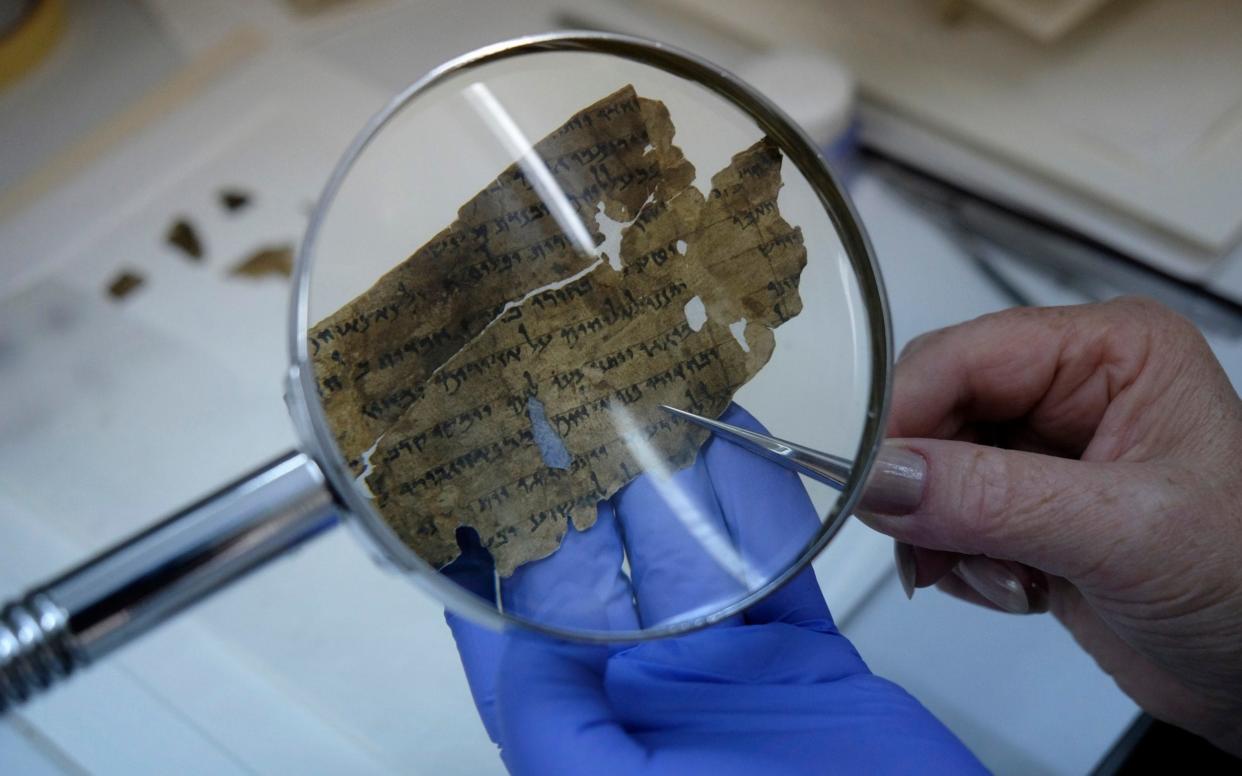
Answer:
xmin=684 ymin=296 xmax=707 ymax=332
xmin=596 ymin=201 xmax=626 ymax=271
xmin=527 ymin=395 xmax=572 ymax=469
xmin=676 ymin=239 xmax=687 ymax=254
xmin=730 ymin=318 xmax=750 ymax=352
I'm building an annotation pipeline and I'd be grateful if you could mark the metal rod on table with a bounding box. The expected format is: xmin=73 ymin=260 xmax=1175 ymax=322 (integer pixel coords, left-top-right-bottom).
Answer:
xmin=0 ymin=451 xmax=339 ymax=713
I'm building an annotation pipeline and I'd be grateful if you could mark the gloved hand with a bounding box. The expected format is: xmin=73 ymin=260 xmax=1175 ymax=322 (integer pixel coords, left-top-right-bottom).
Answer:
xmin=444 ymin=404 xmax=985 ymax=775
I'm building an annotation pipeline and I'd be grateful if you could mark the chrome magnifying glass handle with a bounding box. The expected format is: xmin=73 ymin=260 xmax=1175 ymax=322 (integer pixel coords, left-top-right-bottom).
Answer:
xmin=0 ymin=451 xmax=339 ymax=714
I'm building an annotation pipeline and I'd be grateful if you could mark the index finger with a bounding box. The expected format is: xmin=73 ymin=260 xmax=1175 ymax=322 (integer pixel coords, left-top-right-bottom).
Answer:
xmin=890 ymin=300 xmax=1157 ymax=455
xmin=444 ymin=503 xmax=639 ymax=743
xmin=614 ymin=404 xmax=832 ymax=630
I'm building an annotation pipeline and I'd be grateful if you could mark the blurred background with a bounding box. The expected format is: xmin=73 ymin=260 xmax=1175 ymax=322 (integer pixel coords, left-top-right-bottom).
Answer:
xmin=2 ymin=1 xmax=1241 ymax=773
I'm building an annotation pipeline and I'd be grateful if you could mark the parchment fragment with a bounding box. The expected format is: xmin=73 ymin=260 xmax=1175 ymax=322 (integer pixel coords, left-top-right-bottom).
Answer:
xmin=309 ymin=85 xmax=693 ymax=469
xmin=230 ymin=244 xmax=294 ymax=279
xmin=106 ymin=270 xmax=145 ymax=300
xmin=220 ymin=188 xmax=252 ymax=213
xmin=311 ymin=86 xmax=807 ymax=575
xmin=166 ymin=218 xmax=203 ymax=261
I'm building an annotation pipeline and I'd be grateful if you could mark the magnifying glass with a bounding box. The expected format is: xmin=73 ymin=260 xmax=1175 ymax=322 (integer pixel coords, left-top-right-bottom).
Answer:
xmin=0 ymin=32 xmax=890 ymax=712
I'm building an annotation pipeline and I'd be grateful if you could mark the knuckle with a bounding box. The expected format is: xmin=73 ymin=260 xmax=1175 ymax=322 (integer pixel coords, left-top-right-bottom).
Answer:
xmin=1100 ymin=296 xmax=1215 ymax=377
xmin=1108 ymin=295 xmax=1184 ymax=323
xmin=1106 ymin=296 xmax=1198 ymax=340
xmin=897 ymin=329 xmax=941 ymax=362
xmin=898 ymin=319 xmax=976 ymax=364
xmin=1105 ymin=294 xmax=1161 ymax=315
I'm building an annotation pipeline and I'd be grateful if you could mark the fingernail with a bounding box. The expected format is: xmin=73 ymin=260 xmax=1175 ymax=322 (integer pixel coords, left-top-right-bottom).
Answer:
xmin=956 ymin=556 xmax=1031 ymax=614
xmin=1025 ymin=570 xmax=1051 ymax=614
xmin=860 ymin=442 xmax=927 ymax=516
xmin=894 ymin=541 xmax=917 ymax=599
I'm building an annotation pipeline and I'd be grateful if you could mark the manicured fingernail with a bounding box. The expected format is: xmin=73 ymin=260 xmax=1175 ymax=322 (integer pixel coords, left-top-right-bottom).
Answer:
xmin=1025 ymin=570 xmax=1051 ymax=614
xmin=895 ymin=541 xmax=917 ymax=600
xmin=956 ymin=556 xmax=1030 ymax=614
xmin=860 ymin=443 xmax=927 ymax=516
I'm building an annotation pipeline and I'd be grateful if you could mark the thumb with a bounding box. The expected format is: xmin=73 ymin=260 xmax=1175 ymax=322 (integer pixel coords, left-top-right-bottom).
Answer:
xmin=858 ymin=439 xmax=1148 ymax=581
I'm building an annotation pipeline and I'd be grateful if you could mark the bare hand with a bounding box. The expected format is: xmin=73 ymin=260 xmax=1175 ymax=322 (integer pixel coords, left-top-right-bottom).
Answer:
xmin=858 ymin=298 xmax=1242 ymax=754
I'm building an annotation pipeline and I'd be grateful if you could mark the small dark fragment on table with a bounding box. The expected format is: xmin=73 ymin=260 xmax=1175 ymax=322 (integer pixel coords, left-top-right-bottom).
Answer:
xmin=229 ymin=244 xmax=294 ymax=279
xmin=166 ymin=218 xmax=204 ymax=260
xmin=106 ymin=270 xmax=145 ymax=300
xmin=219 ymin=188 xmax=252 ymax=213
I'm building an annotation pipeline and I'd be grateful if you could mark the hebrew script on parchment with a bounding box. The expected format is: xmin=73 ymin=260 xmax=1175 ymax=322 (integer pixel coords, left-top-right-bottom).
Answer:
xmin=309 ymin=85 xmax=806 ymax=575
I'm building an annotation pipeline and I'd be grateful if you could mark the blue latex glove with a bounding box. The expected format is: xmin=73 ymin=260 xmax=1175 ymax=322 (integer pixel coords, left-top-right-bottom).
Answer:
xmin=444 ymin=405 xmax=985 ymax=775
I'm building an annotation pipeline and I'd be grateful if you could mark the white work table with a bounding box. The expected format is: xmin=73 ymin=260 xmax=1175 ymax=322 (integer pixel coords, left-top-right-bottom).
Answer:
xmin=9 ymin=2 xmax=1240 ymax=773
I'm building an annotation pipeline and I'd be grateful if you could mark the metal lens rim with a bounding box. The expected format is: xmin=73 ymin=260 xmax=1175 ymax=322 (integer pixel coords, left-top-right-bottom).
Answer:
xmin=287 ymin=31 xmax=893 ymax=642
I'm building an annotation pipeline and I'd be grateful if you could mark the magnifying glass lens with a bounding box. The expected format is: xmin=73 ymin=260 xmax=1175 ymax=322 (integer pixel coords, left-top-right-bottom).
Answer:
xmin=304 ymin=47 xmax=877 ymax=639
